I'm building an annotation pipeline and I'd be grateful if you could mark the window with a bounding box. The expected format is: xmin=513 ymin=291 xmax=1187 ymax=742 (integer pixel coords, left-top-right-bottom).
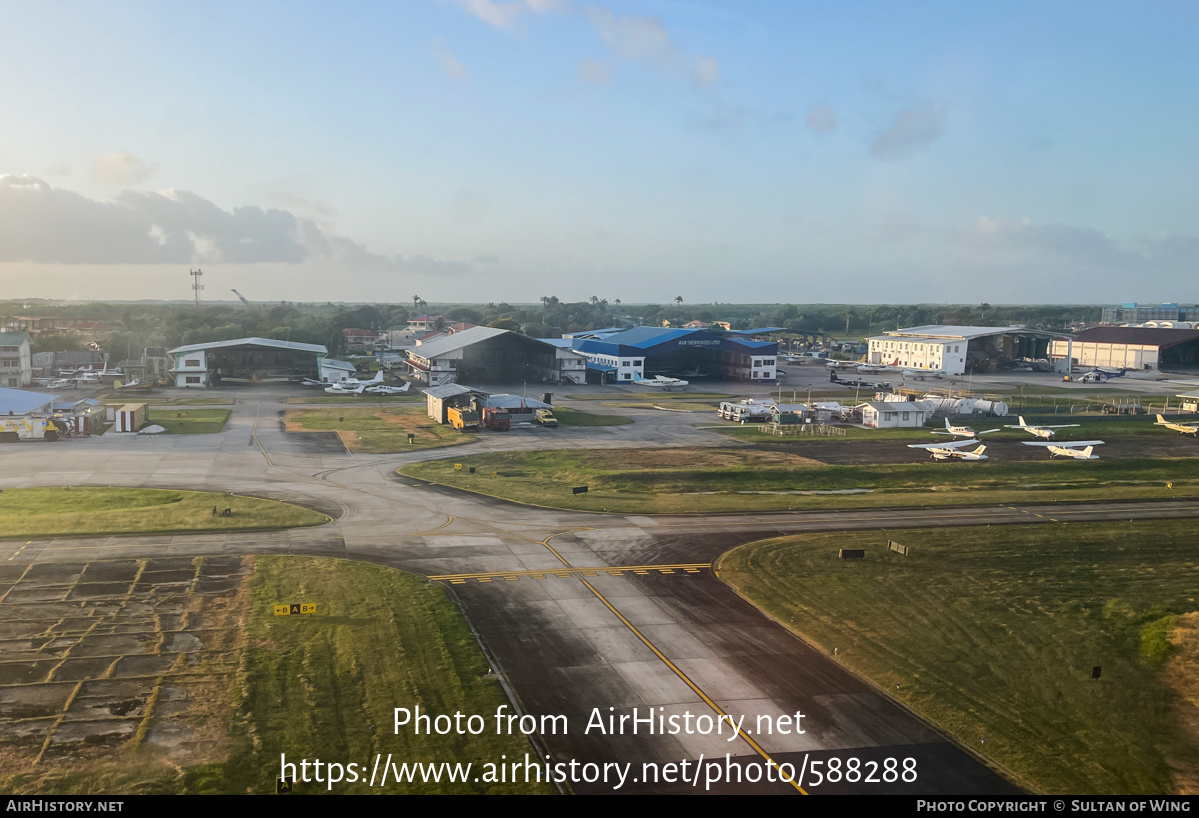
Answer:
xmin=185 ymin=358 xmax=201 ymax=367
xmin=903 ymin=412 xmax=910 ymax=421
xmin=185 ymin=376 xmax=201 ymax=384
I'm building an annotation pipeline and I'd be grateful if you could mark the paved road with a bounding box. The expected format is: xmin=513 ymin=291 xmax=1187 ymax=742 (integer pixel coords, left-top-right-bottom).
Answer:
xmin=4 ymin=386 xmax=1196 ymax=794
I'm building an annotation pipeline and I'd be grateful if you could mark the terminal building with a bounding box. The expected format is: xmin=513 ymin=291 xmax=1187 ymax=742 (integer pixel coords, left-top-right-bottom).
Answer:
xmin=562 ymin=326 xmax=781 ymax=384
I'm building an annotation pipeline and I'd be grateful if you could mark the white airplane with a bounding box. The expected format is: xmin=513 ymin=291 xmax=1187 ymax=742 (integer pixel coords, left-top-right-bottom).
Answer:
xmin=1022 ymin=440 xmax=1104 ymax=459
xmin=931 ymin=418 xmax=1000 ymax=439
xmin=324 ymin=382 xmax=365 ymax=395
xmin=47 ymin=378 xmax=73 ymax=390
xmin=300 ymin=378 xmax=326 ymax=388
xmin=365 ymin=382 xmax=410 ymax=395
xmin=1003 ymin=416 xmax=1081 ymax=440
xmin=908 ymin=439 xmax=989 ymax=461
xmin=1156 ymin=414 xmax=1199 ymax=436
xmin=344 ymin=369 xmax=385 ymax=388
xmin=633 ymin=375 xmax=689 ymax=391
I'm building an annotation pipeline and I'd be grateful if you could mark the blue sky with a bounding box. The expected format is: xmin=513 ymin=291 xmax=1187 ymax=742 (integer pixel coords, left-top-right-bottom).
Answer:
xmin=1 ymin=0 xmax=1196 ymax=304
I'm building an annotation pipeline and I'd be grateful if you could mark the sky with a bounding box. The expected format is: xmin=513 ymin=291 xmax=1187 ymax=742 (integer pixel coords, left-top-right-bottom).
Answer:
xmin=0 ymin=0 xmax=1196 ymax=305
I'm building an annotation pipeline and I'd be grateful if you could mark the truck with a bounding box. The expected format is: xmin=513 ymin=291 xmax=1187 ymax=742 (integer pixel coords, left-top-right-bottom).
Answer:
xmin=0 ymin=416 xmax=67 ymax=442
xmin=447 ymin=405 xmax=480 ymax=431
xmin=534 ymin=408 xmax=558 ymax=427
xmin=718 ymin=399 xmax=773 ymax=423
xmin=482 ymin=406 xmax=510 ymax=431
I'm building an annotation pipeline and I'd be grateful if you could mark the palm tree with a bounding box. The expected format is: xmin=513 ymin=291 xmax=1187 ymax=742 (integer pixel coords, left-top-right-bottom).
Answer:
xmin=412 ymin=295 xmax=421 ymax=313
xmin=674 ymin=296 xmax=683 ymax=305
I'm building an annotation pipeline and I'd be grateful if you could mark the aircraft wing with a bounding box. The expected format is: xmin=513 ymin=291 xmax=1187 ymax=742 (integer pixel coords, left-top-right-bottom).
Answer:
xmin=1022 ymin=440 xmax=1104 ymax=447
xmin=909 ymin=439 xmax=979 ymax=449
xmin=976 ymin=429 xmax=1001 ymax=435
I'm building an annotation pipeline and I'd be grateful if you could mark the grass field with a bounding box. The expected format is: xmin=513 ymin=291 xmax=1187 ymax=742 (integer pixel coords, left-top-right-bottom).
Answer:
xmin=714 ymin=415 xmax=1186 ymax=444
xmin=401 ymin=447 xmax=1199 ymax=513
xmin=552 ymin=407 xmax=633 ymax=426
xmin=0 ymin=556 xmax=551 ymax=795
xmin=209 ymin=556 xmax=553 ymax=794
xmin=563 ymin=391 xmax=735 ymax=401
xmin=718 ymin=522 xmax=1199 ymax=794
xmin=148 ymin=408 xmax=231 ymax=434
xmin=0 ymin=487 xmax=329 ymax=538
xmin=284 ymin=406 xmax=472 ymax=452
xmin=101 ymin=396 xmax=236 ymax=406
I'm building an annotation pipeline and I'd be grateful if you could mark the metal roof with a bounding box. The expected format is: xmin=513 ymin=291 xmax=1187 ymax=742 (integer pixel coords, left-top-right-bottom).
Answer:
xmin=321 ymin=359 xmax=357 ymax=371
xmin=585 ymin=361 xmax=617 ymax=372
xmin=0 ymin=386 xmax=58 ymax=415
xmin=1072 ymin=327 xmax=1199 ymax=347
xmin=726 ymin=327 xmax=787 ymax=335
xmin=407 ymin=326 xmax=510 ymax=360
xmin=882 ymin=325 xmax=1025 ymax=340
xmin=0 ymin=332 xmax=31 ymax=346
xmin=422 ymin=383 xmax=488 ymax=399
xmin=168 ymin=337 xmax=328 ymax=355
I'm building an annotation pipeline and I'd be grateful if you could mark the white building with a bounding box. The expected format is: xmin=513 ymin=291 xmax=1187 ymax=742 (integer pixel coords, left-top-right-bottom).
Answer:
xmin=406 ymin=327 xmax=587 ymax=387
xmin=1050 ymin=327 xmax=1199 ymax=371
xmin=319 ymin=359 xmax=358 ymax=383
xmin=167 ymin=337 xmax=329 ymax=387
xmin=0 ymin=332 xmax=32 ymax=388
xmin=868 ymin=326 xmax=1025 ymax=376
xmin=860 ymin=401 xmax=931 ymax=429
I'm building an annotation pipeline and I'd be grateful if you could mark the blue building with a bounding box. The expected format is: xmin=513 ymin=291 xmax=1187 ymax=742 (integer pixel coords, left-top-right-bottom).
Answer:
xmin=562 ymin=326 xmax=780 ymax=384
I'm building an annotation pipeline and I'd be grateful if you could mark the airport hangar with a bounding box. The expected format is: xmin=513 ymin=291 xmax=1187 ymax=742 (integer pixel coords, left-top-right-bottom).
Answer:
xmin=867 ymin=325 xmax=1069 ymax=376
xmin=560 ymin=326 xmax=782 ymax=384
xmin=167 ymin=337 xmax=334 ymax=387
xmin=405 ymin=326 xmax=588 ymax=387
xmin=1050 ymin=326 xmax=1199 ymax=371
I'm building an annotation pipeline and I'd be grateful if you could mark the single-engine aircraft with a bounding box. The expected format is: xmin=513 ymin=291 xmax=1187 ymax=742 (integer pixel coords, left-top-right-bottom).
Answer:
xmin=931 ymin=418 xmax=1000 ymax=439
xmin=1022 ymin=440 xmax=1105 ymax=459
xmin=1156 ymin=414 xmax=1199 ymax=436
xmin=908 ymin=439 xmax=989 ymax=461
xmin=1003 ymin=416 xmax=1081 ymax=440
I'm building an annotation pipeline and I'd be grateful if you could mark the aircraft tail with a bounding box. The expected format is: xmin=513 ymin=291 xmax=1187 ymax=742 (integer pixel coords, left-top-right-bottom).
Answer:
xmin=1157 ymin=414 xmax=1167 ymax=424
xmin=398 ymin=381 xmax=410 ymax=392
xmin=1018 ymin=416 xmax=1028 ymax=427
xmin=370 ymin=369 xmax=385 ymax=384
xmin=945 ymin=418 xmax=952 ymax=430
xmin=974 ymin=445 xmax=986 ymax=456
xmin=1082 ymin=446 xmax=1094 ymax=458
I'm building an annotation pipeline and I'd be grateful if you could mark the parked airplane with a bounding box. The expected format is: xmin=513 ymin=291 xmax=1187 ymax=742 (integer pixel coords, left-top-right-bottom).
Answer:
xmin=1003 ymin=416 xmax=1081 ymax=440
xmin=1156 ymin=414 xmax=1199 ymax=436
xmin=1022 ymin=440 xmax=1105 ymax=459
xmin=365 ymin=383 xmax=410 ymax=395
xmin=300 ymin=378 xmax=326 ymax=387
xmin=931 ymin=418 xmax=1001 ymax=439
xmin=324 ymin=382 xmax=365 ymax=395
xmin=908 ymin=440 xmax=989 ymax=460
xmin=342 ymin=370 xmax=385 ymax=388
xmin=47 ymin=378 xmax=74 ymax=390
xmin=633 ymin=375 xmax=689 ymax=391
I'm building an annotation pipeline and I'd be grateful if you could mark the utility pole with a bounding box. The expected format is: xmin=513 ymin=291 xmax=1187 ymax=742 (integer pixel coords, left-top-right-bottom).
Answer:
xmin=190 ymin=269 xmax=204 ymax=306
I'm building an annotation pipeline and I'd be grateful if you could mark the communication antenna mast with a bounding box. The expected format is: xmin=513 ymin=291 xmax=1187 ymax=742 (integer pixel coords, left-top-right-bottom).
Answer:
xmin=190 ymin=269 xmax=204 ymax=305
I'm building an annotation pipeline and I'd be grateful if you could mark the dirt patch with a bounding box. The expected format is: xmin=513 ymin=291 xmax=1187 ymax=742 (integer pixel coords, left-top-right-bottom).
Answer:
xmin=0 ymin=555 xmax=251 ymax=776
xmin=1165 ymin=611 xmax=1199 ymax=794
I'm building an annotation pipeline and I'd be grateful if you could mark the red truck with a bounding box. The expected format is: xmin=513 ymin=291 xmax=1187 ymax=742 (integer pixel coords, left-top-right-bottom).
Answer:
xmin=483 ymin=407 xmax=510 ymax=431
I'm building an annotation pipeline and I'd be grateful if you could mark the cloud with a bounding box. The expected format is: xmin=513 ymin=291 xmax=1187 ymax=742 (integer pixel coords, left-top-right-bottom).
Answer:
xmin=0 ymin=174 xmax=473 ymax=276
xmin=870 ymin=102 xmax=946 ymax=160
xmin=92 ymin=152 xmax=155 ymax=185
xmin=46 ymin=162 xmax=73 ymax=176
xmin=455 ymin=0 xmax=559 ymax=29
xmin=473 ymin=253 xmax=501 ymax=263
xmin=577 ymin=58 xmax=611 ymax=85
xmin=806 ymin=104 xmax=837 ymax=134
xmin=432 ymin=38 xmax=469 ymax=80
xmin=582 ymin=6 xmax=673 ymax=64
xmin=692 ymin=57 xmax=719 ymax=88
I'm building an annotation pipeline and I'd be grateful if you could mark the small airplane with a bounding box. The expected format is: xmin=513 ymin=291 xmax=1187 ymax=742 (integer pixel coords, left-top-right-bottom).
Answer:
xmin=300 ymin=378 xmax=327 ymax=388
xmin=113 ymin=379 xmax=153 ymax=392
xmin=47 ymin=378 xmax=74 ymax=390
xmin=1156 ymin=414 xmax=1199 ymax=436
xmin=633 ymin=375 xmax=689 ymax=391
xmin=1003 ymin=416 xmax=1081 ymax=440
xmin=1022 ymin=440 xmax=1104 ymax=459
xmin=825 ymin=360 xmax=860 ymax=371
xmin=341 ymin=369 xmax=385 ymax=388
xmin=324 ymin=382 xmax=365 ymax=395
xmin=931 ymin=418 xmax=1000 ymax=439
xmin=908 ymin=440 xmax=989 ymax=461
xmin=365 ymin=382 xmax=410 ymax=395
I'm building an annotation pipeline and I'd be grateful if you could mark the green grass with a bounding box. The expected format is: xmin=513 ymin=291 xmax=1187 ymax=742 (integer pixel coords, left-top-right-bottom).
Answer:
xmin=713 ymin=416 xmax=1184 ymax=444
xmin=400 ymin=448 xmax=1199 ymax=513
xmin=718 ymin=521 xmax=1199 ymax=794
xmin=0 ymin=556 xmax=551 ymax=795
xmin=0 ymin=487 xmax=329 ymax=538
xmin=552 ymin=407 xmax=632 ymax=426
xmin=563 ymin=391 xmax=735 ymax=401
xmin=211 ymin=556 xmax=553 ymax=794
xmin=102 ymin=396 xmax=235 ymax=406
xmin=284 ymin=406 xmax=472 ymax=452
xmin=148 ymin=408 xmax=231 ymax=434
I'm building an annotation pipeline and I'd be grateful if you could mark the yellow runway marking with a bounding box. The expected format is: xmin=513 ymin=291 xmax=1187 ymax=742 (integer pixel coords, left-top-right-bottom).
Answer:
xmin=578 ymin=577 xmax=806 ymax=795
xmin=427 ymin=563 xmax=711 ymax=582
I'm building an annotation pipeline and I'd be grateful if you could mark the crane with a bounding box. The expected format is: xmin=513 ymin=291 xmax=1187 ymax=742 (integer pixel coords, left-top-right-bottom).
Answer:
xmin=231 ymin=289 xmax=251 ymax=306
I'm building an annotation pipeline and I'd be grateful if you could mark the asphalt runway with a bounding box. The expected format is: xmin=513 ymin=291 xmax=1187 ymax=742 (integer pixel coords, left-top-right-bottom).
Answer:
xmin=3 ymin=384 xmax=1197 ymax=795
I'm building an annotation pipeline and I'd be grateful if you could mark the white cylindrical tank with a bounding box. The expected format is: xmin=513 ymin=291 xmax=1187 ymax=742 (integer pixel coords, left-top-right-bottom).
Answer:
xmin=972 ymin=399 xmax=1009 ymax=416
